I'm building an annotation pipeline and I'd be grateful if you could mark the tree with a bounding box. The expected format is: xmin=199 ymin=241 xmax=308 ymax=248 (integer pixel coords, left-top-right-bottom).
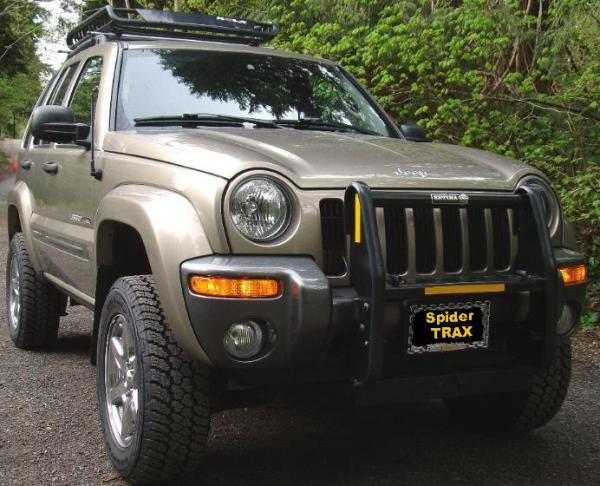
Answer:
xmin=75 ymin=0 xmax=600 ymax=323
xmin=0 ymin=0 xmax=48 ymax=137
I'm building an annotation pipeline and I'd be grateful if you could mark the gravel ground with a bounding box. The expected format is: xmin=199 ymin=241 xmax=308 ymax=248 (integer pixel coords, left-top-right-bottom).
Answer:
xmin=0 ymin=211 xmax=599 ymax=485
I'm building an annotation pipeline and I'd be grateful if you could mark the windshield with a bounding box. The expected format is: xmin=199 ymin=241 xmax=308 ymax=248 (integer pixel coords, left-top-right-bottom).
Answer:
xmin=116 ymin=48 xmax=392 ymax=136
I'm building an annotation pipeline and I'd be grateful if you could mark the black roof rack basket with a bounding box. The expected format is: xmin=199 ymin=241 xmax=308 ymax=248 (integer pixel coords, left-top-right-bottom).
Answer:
xmin=67 ymin=6 xmax=279 ymax=50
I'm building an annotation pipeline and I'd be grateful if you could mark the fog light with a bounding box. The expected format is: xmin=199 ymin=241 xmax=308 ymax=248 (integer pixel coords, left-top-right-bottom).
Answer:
xmin=223 ymin=321 xmax=264 ymax=359
xmin=557 ymin=304 xmax=577 ymax=335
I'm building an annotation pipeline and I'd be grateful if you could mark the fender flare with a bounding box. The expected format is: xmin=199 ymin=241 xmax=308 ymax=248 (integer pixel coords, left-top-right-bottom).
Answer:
xmin=95 ymin=184 xmax=214 ymax=364
xmin=7 ymin=181 xmax=42 ymax=270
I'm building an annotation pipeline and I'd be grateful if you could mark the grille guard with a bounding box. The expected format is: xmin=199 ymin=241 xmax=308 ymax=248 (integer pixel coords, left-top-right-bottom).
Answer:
xmin=343 ymin=182 xmax=560 ymax=386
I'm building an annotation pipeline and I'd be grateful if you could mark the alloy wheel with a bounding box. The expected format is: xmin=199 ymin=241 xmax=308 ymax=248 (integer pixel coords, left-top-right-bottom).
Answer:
xmin=104 ymin=313 xmax=139 ymax=448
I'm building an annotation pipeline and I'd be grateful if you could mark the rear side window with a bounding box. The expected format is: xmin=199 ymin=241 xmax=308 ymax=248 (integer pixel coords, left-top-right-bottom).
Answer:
xmin=48 ymin=64 xmax=78 ymax=105
xmin=69 ymin=56 xmax=103 ymax=125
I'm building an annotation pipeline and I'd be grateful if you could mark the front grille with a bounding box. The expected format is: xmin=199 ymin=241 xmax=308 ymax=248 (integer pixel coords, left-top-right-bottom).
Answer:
xmin=383 ymin=205 xmax=516 ymax=278
xmin=319 ymin=196 xmax=517 ymax=279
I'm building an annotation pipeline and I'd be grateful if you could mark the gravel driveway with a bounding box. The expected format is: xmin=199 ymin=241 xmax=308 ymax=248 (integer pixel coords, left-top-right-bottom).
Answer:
xmin=0 ymin=210 xmax=598 ymax=485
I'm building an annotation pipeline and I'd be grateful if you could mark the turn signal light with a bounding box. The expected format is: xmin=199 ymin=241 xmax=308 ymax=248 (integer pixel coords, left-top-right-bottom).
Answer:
xmin=189 ymin=276 xmax=281 ymax=298
xmin=559 ymin=264 xmax=586 ymax=286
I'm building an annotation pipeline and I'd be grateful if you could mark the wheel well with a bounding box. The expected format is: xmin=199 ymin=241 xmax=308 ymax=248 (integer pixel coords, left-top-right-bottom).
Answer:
xmin=92 ymin=221 xmax=151 ymax=364
xmin=7 ymin=205 xmax=21 ymax=241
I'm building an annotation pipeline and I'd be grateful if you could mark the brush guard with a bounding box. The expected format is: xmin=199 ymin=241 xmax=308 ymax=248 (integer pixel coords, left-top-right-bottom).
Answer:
xmin=344 ymin=182 xmax=560 ymax=387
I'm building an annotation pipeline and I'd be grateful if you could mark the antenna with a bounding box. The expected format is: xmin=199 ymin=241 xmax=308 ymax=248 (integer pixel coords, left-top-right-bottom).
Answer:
xmin=90 ymin=86 xmax=102 ymax=180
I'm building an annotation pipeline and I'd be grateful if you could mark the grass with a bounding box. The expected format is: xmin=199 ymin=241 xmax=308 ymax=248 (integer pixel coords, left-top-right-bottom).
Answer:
xmin=581 ymin=311 xmax=600 ymax=330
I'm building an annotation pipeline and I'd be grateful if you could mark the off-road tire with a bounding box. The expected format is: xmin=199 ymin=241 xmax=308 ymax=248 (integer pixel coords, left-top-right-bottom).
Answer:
xmin=6 ymin=232 xmax=62 ymax=349
xmin=445 ymin=339 xmax=572 ymax=435
xmin=97 ymin=275 xmax=210 ymax=485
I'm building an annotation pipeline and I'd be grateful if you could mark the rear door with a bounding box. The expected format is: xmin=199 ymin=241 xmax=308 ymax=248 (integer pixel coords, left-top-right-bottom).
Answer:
xmin=32 ymin=56 xmax=103 ymax=293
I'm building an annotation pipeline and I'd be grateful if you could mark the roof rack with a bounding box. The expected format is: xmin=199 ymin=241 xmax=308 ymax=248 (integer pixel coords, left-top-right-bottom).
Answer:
xmin=66 ymin=6 xmax=279 ymax=50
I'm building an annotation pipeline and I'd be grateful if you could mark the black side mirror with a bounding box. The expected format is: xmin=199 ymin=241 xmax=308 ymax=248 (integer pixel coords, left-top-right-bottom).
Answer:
xmin=30 ymin=105 xmax=91 ymax=148
xmin=399 ymin=123 xmax=429 ymax=142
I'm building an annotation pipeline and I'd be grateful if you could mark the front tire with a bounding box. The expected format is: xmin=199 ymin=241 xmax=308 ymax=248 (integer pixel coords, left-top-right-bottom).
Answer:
xmin=97 ymin=275 xmax=210 ymax=485
xmin=445 ymin=339 xmax=572 ymax=435
xmin=6 ymin=233 xmax=62 ymax=349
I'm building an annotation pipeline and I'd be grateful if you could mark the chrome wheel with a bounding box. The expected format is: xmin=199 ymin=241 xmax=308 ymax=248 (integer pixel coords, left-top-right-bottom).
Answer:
xmin=8 ymin=255 xmax=21 ymax=331
xmin=104 ymin=313 xmax=139 ymax=448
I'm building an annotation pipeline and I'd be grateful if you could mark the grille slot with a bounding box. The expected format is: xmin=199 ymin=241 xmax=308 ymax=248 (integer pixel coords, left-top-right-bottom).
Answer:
xmin=319 ymin=199 xmax=346 ymax=276
xmin=441 ymin=207 xmax=463 ymax=272
xmin=383 ymin=206 xmax=408 ymax=274
xmin=492 ymin=207 xmax=512 ymax=270
xmin=413 ymin=206 xmax=436 ymax=274
xmin=467 ymin=208 xmax=487 ymax=271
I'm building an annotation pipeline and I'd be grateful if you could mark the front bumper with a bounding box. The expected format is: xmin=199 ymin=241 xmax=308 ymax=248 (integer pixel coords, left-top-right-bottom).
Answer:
xmin=181 ymin=255 xmax=333 ymax=370
xmin=180 ymin=183 xmax=586 ymax=397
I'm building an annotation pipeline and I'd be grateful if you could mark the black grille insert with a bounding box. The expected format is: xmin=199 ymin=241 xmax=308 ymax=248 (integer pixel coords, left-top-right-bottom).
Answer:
xmin=384 ymin=206 xmax=408 ymax=274
xmin=492 ymin=207 xmax=512 ymax=270
xmin=413 ymin=207 xmax=436 ymax=274
xmin=468 ymin=208 xmax=487 ymax=271
xmin=441 ymin=207 xmax=463 ymax=272
xmin=319 ymin=199 xmax=346 ymax=276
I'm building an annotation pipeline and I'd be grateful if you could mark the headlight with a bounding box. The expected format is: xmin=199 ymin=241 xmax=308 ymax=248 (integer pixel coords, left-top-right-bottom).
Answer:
xmin=518 ymin=176 xmax=561 ymax=236
xmin=230 ymin=176 xmax=291 ymax=242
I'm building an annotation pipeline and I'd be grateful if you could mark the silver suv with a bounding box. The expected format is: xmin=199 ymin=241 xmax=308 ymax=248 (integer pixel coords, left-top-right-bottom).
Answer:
xmin=6 ymin=7 xmax=587 ymax=485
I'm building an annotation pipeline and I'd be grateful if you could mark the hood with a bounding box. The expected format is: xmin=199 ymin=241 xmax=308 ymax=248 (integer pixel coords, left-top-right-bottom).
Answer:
xmin=102 ymin=128 xmax=536 ymax=191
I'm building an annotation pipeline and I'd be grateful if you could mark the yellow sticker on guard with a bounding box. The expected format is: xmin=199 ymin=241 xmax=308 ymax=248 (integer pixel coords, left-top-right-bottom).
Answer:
xmin=424 ymin=283 xmax=506 ymax=296
xmin=354 ymin=193 xmax=361 ymax=243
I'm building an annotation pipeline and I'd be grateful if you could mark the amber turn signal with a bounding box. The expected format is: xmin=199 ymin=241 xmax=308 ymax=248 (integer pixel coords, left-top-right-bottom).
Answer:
xmin=559 ymin=264 xmax=586 ymax=286
xmin=189 ymin=276 xmax=282 ymax=298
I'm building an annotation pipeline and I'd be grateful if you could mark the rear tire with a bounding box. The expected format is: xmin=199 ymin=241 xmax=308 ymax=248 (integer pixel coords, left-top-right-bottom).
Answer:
xmin=5 ymin=233 xmax=62 ymax=349
xmin=445 ymin=339 xmax=572 ymax=435
xmin=97 ymin=275 xmax=210 ymax=485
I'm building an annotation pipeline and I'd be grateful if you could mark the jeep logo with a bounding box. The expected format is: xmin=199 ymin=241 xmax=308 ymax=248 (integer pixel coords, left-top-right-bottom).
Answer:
xmin=431 ymin=193 xmax=470 ymax=205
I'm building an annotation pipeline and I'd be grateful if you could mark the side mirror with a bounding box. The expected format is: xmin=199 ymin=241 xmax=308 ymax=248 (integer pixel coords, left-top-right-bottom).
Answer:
xmin=399 ymin=123 xmax=429 ymax=142
xmin=30 ymin=105 xmax=91 ymax=148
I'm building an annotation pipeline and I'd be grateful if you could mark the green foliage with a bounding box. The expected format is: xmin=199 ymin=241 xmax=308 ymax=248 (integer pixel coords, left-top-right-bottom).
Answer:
xmin=0 ymin=73 xmax=42 ymax=137
xmin=0 ymin=0 xmax=45 ymax=75
xmin=84 ymin=0 xmax=600 ymax=324
xmin=581 ymin=311 xmax=599 ymax=330
xmin=0 ymin=0 xmax=48 ymax=137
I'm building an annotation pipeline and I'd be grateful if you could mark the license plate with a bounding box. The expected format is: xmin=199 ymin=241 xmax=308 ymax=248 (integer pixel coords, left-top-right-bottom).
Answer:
xmin=407 ymin=301 xmax=490 ymax=354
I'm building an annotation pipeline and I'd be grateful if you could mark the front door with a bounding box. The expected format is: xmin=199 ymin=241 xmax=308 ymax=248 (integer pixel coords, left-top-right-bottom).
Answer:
xmin=32 ymin=56 xmax=103 ymax=296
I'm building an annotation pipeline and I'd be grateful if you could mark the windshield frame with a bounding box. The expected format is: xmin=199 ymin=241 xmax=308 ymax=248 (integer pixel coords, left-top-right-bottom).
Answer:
xmin=111 ymin=45 xmax=402 ymax=138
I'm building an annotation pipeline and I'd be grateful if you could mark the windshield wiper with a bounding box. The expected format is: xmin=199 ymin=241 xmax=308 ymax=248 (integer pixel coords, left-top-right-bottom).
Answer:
xmin=275 ymin=117 xmax=378 ymax=135
xmin=134 ymin=113 xmax=280 ymax=128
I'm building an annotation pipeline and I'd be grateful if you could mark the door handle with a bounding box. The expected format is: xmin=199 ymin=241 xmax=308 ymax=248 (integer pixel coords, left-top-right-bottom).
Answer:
xmin=42 ymin=161 xmax=59 ymax=175
xmin=20 ymin=160 xmax=33 ymax=170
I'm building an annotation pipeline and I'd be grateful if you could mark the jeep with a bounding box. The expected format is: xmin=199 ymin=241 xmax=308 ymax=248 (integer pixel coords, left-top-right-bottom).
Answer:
xmin=5 ymin=7 xmax=587 ymax=485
